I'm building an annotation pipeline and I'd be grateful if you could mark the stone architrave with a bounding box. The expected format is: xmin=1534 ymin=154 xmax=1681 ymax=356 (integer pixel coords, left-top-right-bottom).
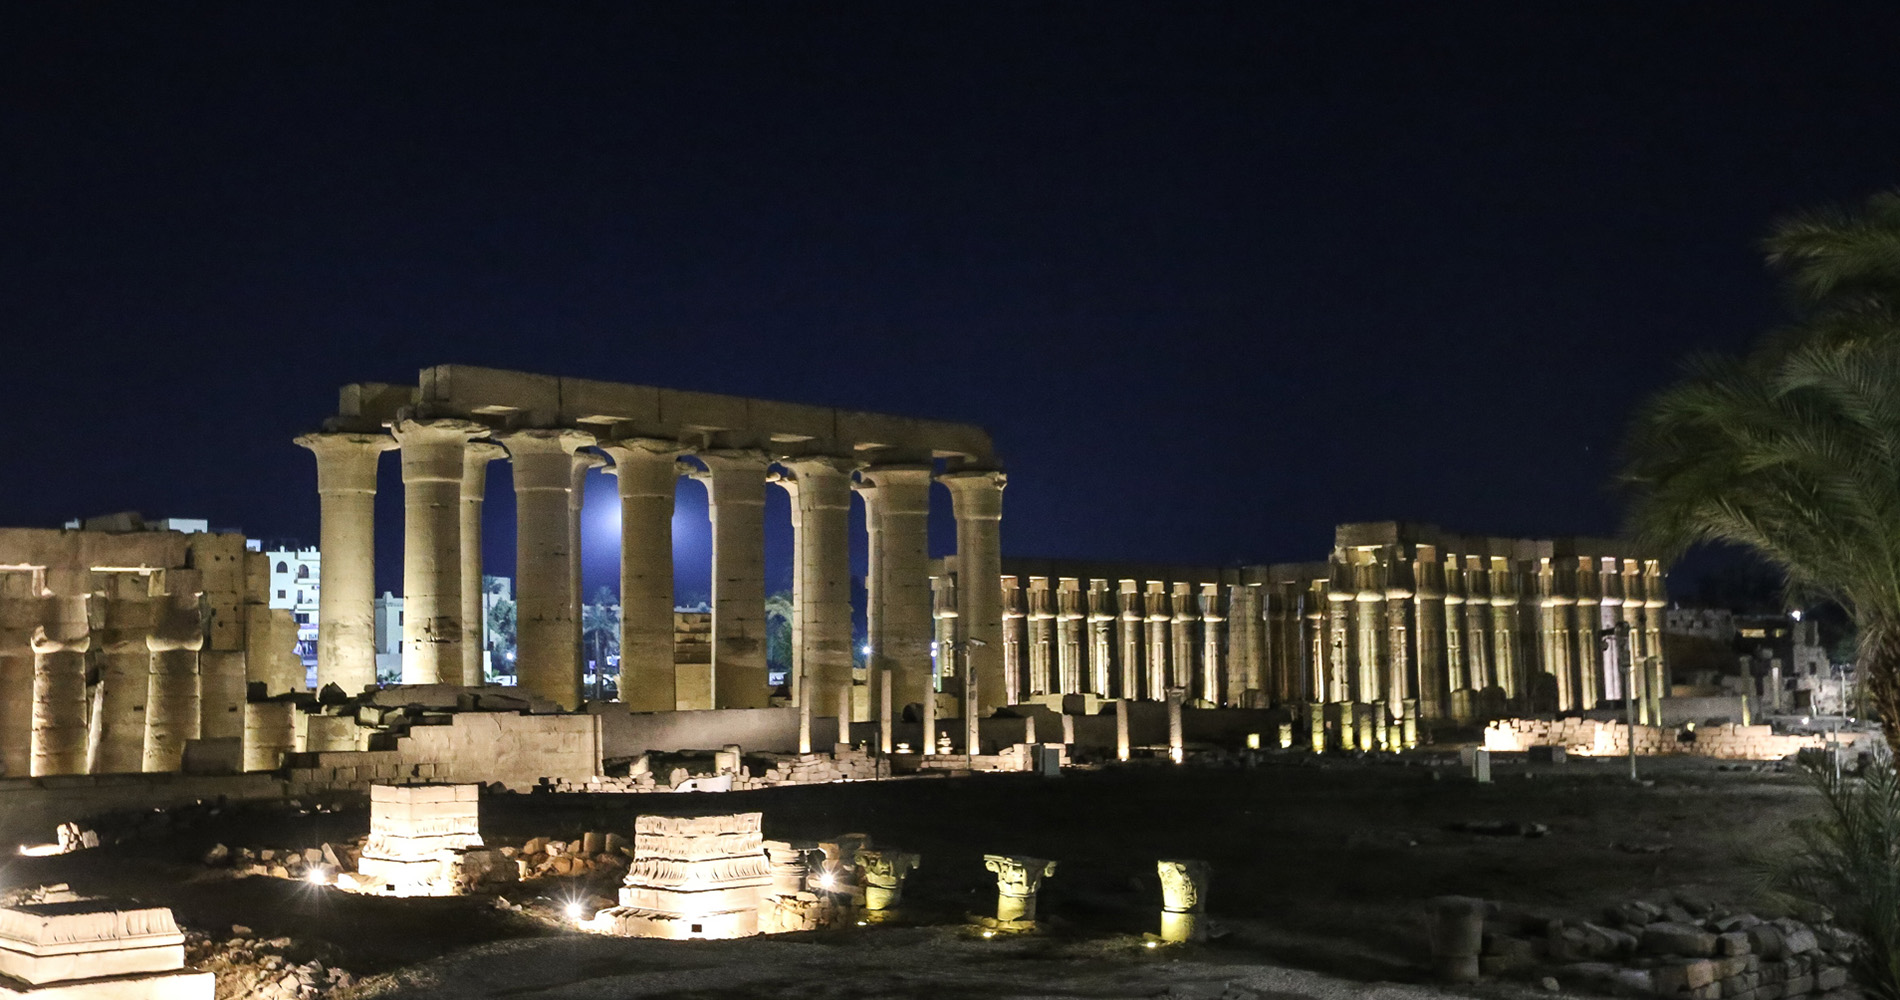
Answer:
xmin=30 ymin=596 xmax=90 ymax=776
xmin=855 ymin=849 xmax=919 ymax=912
xmin=296 ymin=432 xmax=395 ymax=694
xmin=393 ymin=418 xmax=490 ymax=686
xmin=865 ymin=465 xmax=934 ymax=714
xmin=777 ymin=458 xmax=856 ymax=722
xmin=697 ymin=451 xmax=771 ymax=710
xmin=500 ymin=428 xmax=594 ymax=709
xmin=983 ymin=855 xmax=1057 ymax=924
xmin=142 ymin=591 xmax=204 ymax=773
xmin=1156 ymin=859 xmax=1210 ymax=943
xmin=600 ymin=439 xmax=679 ymax=712
xmin=941 ymin=470 xmax=1006 ymax=713
xmin=458 ymin=442 xmax=505 ymax=686
xmin=604 ymin=813 xmax=773 ymax=940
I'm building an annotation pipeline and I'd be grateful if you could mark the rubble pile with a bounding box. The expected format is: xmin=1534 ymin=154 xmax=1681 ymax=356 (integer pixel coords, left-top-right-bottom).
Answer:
xmin=205 ymin=842 xmax=359 ymax=882
xmin=546 ymin=747 xmax=888 ymax=794
xmin=183 ymin=927 xmax=356 ymax=1000
xmin=511 ymin=833 xmax=633 ymax=880
xmin=1484 ymin=719 xmax=1872 ymax=761
xmin=1472 ymin=889 xmax=1859 ymax=998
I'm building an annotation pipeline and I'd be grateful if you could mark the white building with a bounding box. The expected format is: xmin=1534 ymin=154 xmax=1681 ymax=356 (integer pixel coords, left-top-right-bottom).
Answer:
xmin=263 ymin=545 xmax=322 ymax=681
xmin=375 ymin=576 xmax=514 ymax=684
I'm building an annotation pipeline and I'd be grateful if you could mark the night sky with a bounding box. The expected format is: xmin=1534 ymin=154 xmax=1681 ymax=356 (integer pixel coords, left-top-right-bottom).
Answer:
xmin=5 ymin=3 xmax=1900 ymax=599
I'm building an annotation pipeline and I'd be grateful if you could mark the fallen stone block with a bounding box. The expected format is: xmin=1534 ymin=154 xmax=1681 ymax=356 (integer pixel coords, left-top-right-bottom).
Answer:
xmin=1643 ymin=922 xmax=1719 ymax=958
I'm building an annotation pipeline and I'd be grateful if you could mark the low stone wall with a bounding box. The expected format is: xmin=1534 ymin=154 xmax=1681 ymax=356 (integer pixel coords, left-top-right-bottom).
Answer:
xmin=286 ymin=711 xmax=601 ymax=794
xmin=1483 ymin=718 xmax=1872 ymax=761
xmin=0 ymin=773 xmax=284 ymax=847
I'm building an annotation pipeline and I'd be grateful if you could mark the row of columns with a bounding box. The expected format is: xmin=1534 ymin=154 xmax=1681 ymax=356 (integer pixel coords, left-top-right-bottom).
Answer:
xmin=300 ymin=420 xmax=1008 ymax=717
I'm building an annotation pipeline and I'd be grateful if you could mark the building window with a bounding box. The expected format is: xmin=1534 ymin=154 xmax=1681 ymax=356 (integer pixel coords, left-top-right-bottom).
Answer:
xmin=296 ymin=565 xmax=310 ymax=580
xmin=277 ymin=590 xmax=286 ymax=599
xmin=276 ymin=561 xmax=288 ymax=574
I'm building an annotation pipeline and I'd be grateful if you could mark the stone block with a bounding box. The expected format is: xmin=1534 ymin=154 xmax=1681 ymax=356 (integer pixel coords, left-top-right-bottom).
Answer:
xmin=1720 ymin=932 xmax=1753 ymax=956
xmin=1652 ymin=958 xmax=1717 ymax=993
xmin=0 ymin=902 xmax=185 ymax=986
xmin=1747 ymin=925 xmax=1785 ymax=959
xmin=1814 ymin=966 xmax=1846 ymax=991
xmin=0 ymin=967 xmax=212 ymax=999
xmin=1644 ymin=922 xmax=1719 ymax=957
xmin=1782 ymin=974 xmax=1812 ymax=995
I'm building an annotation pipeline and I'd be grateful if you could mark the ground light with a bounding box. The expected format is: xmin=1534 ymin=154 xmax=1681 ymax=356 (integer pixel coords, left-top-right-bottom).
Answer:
xmin=305 ymin=869 xmax=328 ymax=886
xmin=565 ymin=901 xmax=583 ymax=921
xmin=815 ymin=872 xmax=835 ymax=890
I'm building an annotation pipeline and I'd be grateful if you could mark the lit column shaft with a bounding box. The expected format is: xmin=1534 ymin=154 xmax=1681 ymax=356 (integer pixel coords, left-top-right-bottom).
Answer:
xmin=394 ymin=418 xmax=488 ymax=686
xmin=502 ymin=428 xmax=594 ymax=709
xmin=296 ymin=432 xmax=395 ymax=693
xmin=942 ymin=470 xmax=1006 ymax=713
xmin=700 ymin=450 xmax=770 ymax=709
xmin=460 ymin=442 xmax=504 ymax=686
xmin=867 ymin=466 xmax=934 ymax=715
xmin=143 ymin=589 xmax=204 ymax=773
xmin=780 ymin=457 xmax=856 ymax=722
xmin=31 ymin=594 xmax=89 ymax=776
xmin=602 ymin=439 xmax=679 ymax=712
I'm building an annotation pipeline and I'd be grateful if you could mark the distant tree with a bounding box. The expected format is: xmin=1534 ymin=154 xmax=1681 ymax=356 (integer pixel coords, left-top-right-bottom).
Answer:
xmin=486 ymin=596 xmax=516 ymax=678
xmin=582 ymin=586 xmax=620 ymax=699
xmin=1624 ymin=189 xmax=1900 ymax=754
xmin=765 ymin=590 xmax=793 ymax=680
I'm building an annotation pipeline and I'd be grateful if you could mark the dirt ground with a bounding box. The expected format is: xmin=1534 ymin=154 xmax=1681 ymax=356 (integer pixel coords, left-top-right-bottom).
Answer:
xmin=0 ymin=751 xmax=1827 ymax=998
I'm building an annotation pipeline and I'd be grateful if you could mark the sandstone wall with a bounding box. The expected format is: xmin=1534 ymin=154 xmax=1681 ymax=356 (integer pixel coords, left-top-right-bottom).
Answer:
xmin=286 ymin=711 xmax=600 ymax=794
xmin=1483 ymin=718 xmax=1873 ymax=761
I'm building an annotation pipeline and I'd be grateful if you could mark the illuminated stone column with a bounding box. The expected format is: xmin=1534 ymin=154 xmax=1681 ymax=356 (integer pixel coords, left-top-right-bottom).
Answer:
xmin=0 ymin=576 xmax=35 ymax=778
xmin=1415 ymin=567 xmax=1446 ymax=722
xmin=501 ymin=428 xmax=594 ymax=709
xmin=93 ymin=574 xmax=155 ymax=774
xmin=1226 ymin=584 xmax=1260 ymax=707
xmin=1117 ymin=580 xmax=1142 ymax=699
xmin=1087 ymin=579 xmax=1115 ymax=696
xmin=921 ymin=674 xmax=935 ymax=755
xmin=1443 ymin=562 xmax=1471 ymax=721
xmin=569 ymin=450 xmax=603 ymax=683
xmin=1024 ymin=576 xmax=1052 ymax=696
xmin=942 ymin=470 xmax=1006 ymax=714
xmin=1166 ymin=686 xmax=1185 ymax=763
xmin=779 ymin=457 xmax=856 ymax=719
xmin=1145 ymin=582 xmax=1170 ymax=701
xmin=1169 ymin=582 xmax=1199 ymax=695
xmin=459 ymin=441 xmax=505 ymax=686
xmin=296 ymin=431 xmax=395 ymax=693
xmin=1198 ymin=583 xmax=1224 ymax=705
xmin=699 ymin=450 xmax=771 ymax=710
xmin=143 ymin=589 xmax=204 ymax=773
xmin=878 ymin=667 xmax=894 ymax=754
xmin=864 ymin=465 xmax=933 ymax=715
xmin=394 ymin=418 xmax=488 ymax=686
xmin=1643 ymin=560 xmax=1667 ymax=715
xmin=601 ymin=439 xmax=679 ymax=712
xmin=1384 ymin=587 xmax=1412 ymax=725
xmin=1001 ymin=576 xmax=1024 ymax=705
xmin=1489 ymin=560 xmax=1520 ymax=702
xmin=1463 ymin=558 xmax=1493 ymax=695
xmin=1055 ymin=578 xmax=1083 ymax=695
xmin=1115 ymin=697 xmax=1131 ymax=760
xmin=31 ymin=594 xmax=90 ymax=776
xmin=1157 ymin=859 xmax=1210 ymax=943
xmin=984 ymin=855 xmax=1057 ymax=923
xmin=1354 ymin=589 xmax=1384 ymax=705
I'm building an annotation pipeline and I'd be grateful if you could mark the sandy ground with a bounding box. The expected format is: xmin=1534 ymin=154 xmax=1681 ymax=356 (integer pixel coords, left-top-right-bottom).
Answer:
xmin=0 ymin=751 xmax=1824 ymax=998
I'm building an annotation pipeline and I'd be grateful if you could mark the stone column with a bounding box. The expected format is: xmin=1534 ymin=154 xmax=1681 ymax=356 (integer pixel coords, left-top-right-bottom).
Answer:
xmin=1157 ymin=859 xmax=1210 ymax=943
xmin=1145 ymin=582 xmax=1171 ymax=701
xmin=837 ymin=685 xmax=854 ymax=749
xmin=601 ymin=439 xmax=679 ymax=712
xmin=699 ymin=450 xmax=770 ymax=710
xmin=1415 ymin=579 xmax=1446 ymax=723
xmin=393 ymin=418 xmax=489 ymax=686
xmin=93 ymin=573 xmax=156 ymax=774
xmin=31 ymin=595 xmax=90 ymax=776
xmin=296 ymin=431 xmax=395 ymax=693
xmin=1444 ymin=582 xmax=1470 ymax=722
xmin=1055 ymin=578 xmax=1083 ymax=695
xmin=1463 ymin=560 xmax=1493 ymax=695
xmin=941 ymin=470 xmax=1006 ymax=713
xmin=1490 ymin=564 xmax=1520 ymax=703
xmin=500 ymin=428 xmax=594 ymax=709
xmin=1025 ymin=576 xmax=1053 ymax=696
xmin=1325 ymin=589 xmax=1352 ymax=706
xmin=780 ymin=457 xmax=856 ymax=721
xmin=143 ymin=590 xmax=204 ymax=773
xmin=984 ymin=855 xmax=1057 ymax=923
xmin=1169 ymin=582 xmax=1199 ymax=695
xmin=1227 ymin=584 xmax=1260 ymax=707
xmin=0 ymin=574 xmax=36 ymax=778
xmin=1575 ymin=582 xmax=1602 ymax=711
xmin=459 ymin=441 xmax=505 ymax=686
xmin=856 ymin=849 xmax=920 ymax=912
xmin=878 ymin=667 xmax=894 ymax=754
xmin=1115 ymin=697 xmax=1131 ymax=760
xmin=921 ymin=677 xmax=935 ymax=755
xmin=865 ymin=465 xmax=933 ymax=714
xmin=1166 ymin=686 xmax=1185 ymax=763
xmin=569 ymin=450 xmax=603 ymax=685
xmin=1117 ymin=580 xmax=1143 ymax=699
xmin=963 ymin=653 xmax=981 ymax=754
xmin=1385 ymin=587 xmax=1413 ymax=727
xmin=1199 ymin=584 xmax=1224 ymax=706
xmin=1087 ymin=580 xmax=1115 ymax=696
xmin=1000 ymin=576 xmax=1024 ymax=706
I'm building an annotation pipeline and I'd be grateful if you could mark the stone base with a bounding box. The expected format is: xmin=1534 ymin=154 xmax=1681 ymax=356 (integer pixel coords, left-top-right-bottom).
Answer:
xmin=0 ymin=969 xmax=212 ymax=1000
xmin=0 ymin=905 xmax=185 ymax=986
xmin=595 ymin=906 xmax=758 ymax=940
xmin=966 ymin=914 xmax=1038 ymax=934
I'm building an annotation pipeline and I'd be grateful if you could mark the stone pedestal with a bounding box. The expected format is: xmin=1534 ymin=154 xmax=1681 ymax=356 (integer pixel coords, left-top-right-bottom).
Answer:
xmin=856 ymin=848 xmax=919 ymax=912
xmin=983 ymin=855 xmax=1056 ymax=924
xmin=297 ymin=432 xmax=394 ymax=695
xmin=604 ymin=813 xmax=772 ymax=940
xmin=1157 ymin=859 xmax=1209 ymax=943
xmin=0 ymin=898 xmax=208 ymax=998
xmin=351 ymin=783 xmax=483 ymax=896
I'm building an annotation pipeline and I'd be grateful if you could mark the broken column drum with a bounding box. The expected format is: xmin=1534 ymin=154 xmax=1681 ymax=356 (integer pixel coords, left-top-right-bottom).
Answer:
xmin=983 ymin=854 xmax=1057 ymax=924
xmin=606 ymin=812 xmax=773 ymax=940
xmin=1156 ymin=859 xmax=1210 ymax=943
xmin=855 ymin=849 xmax=920 ymax=912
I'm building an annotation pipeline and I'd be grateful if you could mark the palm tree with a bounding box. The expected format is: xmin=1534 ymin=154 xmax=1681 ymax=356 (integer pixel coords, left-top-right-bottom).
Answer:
xmin=1624 ymin=190 xmax=1900 ymax=754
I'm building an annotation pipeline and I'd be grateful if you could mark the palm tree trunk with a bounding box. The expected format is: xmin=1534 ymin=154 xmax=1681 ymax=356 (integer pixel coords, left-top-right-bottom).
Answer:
xmin=1860 ymin=621 xmax=1900 ymax=757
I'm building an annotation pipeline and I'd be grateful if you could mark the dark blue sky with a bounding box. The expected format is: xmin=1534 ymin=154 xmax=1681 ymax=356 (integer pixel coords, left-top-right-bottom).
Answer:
xmin=5 ymin=3 xmax=1899 ymax=597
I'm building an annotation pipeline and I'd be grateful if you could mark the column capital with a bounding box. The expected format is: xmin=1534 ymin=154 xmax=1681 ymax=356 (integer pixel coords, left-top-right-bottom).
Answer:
xmin=464 ymin=440 xmax=507 ymax=463
xmin=984 ymin=854 xmax=1057 ymax=895
xmin=496 ymin=426 xmax=594 ymax=455
xmin=940 ymin=468 xmax=1005 ymax=520
xmin=295 ymin=430 xmax=398 ymax=457
xmin=1156 ymin=859 xmax=1210 ymax=913
xmin=296 ymin=432 xmax=396 ymax=494
xmin=778 ymin=454 xmax=859 ymax=478
xmin=599 ymin=436 xmax=681 ymax=460
xmin=391 ymin=416 xmax=489 ymax=443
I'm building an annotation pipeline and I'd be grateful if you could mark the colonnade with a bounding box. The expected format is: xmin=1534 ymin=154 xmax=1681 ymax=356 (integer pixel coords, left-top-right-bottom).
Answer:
xmin=298 ymin=418 xmax=1009 ymax=718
